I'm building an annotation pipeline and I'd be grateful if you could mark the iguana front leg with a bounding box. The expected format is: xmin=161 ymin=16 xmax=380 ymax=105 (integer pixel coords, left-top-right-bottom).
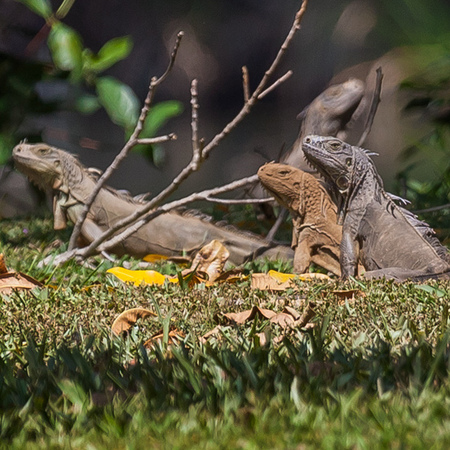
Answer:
xmin=340 ymin=228 xmax=359 ymax=278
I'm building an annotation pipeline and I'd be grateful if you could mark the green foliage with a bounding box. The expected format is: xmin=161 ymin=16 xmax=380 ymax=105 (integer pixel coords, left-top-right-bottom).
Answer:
xmin=7 ymin=0 xmax=182 ymax=165
xmin=1 ymin=217 xmax=450 ymax=446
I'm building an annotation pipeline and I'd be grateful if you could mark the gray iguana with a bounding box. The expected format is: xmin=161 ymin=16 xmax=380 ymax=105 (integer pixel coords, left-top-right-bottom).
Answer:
xmin=12 ymin=143 xmax=294 ymax=265
xmin=302 ymin=135 xmax=450 ymax=280
xmin=281 ymin=78 xmax=365 ymax=170
xmin=258 ymin=162 xmax=342 ymax=275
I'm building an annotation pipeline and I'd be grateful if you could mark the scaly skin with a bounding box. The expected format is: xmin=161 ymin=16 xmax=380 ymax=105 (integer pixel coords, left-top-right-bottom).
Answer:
xmin=258 ymin=162 xmax=342 ymax=276
xmin=302 ymin=135 xmax=450 ymax=280
xmin=12 ymin=143 xmax=294 ymax=265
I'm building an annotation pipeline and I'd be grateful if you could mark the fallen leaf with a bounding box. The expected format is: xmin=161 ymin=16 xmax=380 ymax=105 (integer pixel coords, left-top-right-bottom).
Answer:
xmin=251 ymin=273 xmax=293 ymax=291
xmin=223 ymin=306 xmax=277 ymax=324
xmin=0 ymin=271 xmax=42 ymax=295
xmin=190 ymin=240 xmax=230 ymax=284
xmin=0 ymin=254 xmax=7 ymax=274
xmin=143 ymin=254 xmax=169 ymax=263
xmin=107 ymin=267 xmax=168 ymax=286
xmin=111 ymin=307 xmax=157 ymax=335
xmin=332 ymin=289 xmax=364 ymax=299
xmin=143 ymin=329 xmax=185 ymax=349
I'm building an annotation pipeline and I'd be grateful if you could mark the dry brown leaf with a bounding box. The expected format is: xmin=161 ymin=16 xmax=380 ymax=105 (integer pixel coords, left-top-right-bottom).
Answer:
xmin=143 ymin=329 xmax=185 ymax=349
xmin=200 ymin=325 xmax=223 ymax=343
xmin=250 ymin=273 xmax=294 ymax=291
xmin=190 ymin=240 xmax=230 ymax=283
xmin=111 ymin=307 xmax=157 ymax=335
xmin=332 ymin=289 xmax=364 ymax=299
xmin=0 ymin=254 xmax=7 ymax=274
xmin=223 ymin=306 xmax=277 ymax=324
xmin=0 ymin=271 xmax=43 ymax=295
xmin=214 ymin=268 xmax=247 ymax=284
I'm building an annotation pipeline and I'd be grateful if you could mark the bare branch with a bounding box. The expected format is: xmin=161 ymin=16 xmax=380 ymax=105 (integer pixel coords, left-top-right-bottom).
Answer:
xmin=135 ymin=134 xmax=177 ymax=145
xmin=242 ymin=66 xmax=250 ymax=103
xmin=55 ymin=2 xmax=309 ymax=264
xmin=414 ymin=203 xmax=450 ymax=214
xmin=190 ymin=79 xmax=201 ymax=170
xmin=357 ymin=66 xmax=383 ymax=147
xmin=257 ymin=70 xmax=293 ymax=100
xmin=68 ymin=32 xmax=184 ymax=250
xmin=202 ymin=196 xmax=274 ymax=205
xmin=72 ymin=174 xmax=261 ymax=259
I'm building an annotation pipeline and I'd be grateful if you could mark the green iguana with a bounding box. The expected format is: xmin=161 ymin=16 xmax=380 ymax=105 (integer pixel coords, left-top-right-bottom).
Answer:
xmin=281 ymin=78 xmax=365 ymax=170
xmin=302 ymin=135 xmax=450 ymax=280
xmin=258 ymin=162 xmax=342 ymax=276
xmin=12 ymin=143 xmax=294 ymax=265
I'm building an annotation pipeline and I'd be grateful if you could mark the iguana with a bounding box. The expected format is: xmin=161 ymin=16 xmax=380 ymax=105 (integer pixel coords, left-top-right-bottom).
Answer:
xmin=302 ymin=135 xmax=450 ymax=280
xmin=281 ymin=78 xmax=365 ymax=171
xmin=12 ymin=143 xmax=294 ymax=265
xmin=258 ymin=162 xmax=342 ymax=275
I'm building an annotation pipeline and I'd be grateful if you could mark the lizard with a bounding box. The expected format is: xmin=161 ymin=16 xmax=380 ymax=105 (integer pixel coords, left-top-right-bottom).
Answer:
xmin=302 ymin=135 xmax=450 ymax=280
xmin=257 ymin=162 xmax=342 ymax=276
xmin=280 ymin=78 xmax=365 ymax=171
xmin=12 ymin=142 xmax=294 ymax=266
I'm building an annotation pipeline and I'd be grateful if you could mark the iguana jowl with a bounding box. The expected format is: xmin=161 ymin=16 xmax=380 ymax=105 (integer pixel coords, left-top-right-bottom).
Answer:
xmin=302 ymin=135 xmax=450 ymax=280
xmin=258 ymin=163 xmax=342 ymax=276
xmin=12 ymin=143 xmax=294 ymax=265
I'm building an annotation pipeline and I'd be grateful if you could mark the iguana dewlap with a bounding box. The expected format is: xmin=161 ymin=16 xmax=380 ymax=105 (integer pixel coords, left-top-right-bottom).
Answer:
xmin=258 ymin=162 xmax=342 ymax=276
xmin=12 ymin=143 xmax=294 ymax=265
xmin=302 ymin=135 xmax=450 ymax=280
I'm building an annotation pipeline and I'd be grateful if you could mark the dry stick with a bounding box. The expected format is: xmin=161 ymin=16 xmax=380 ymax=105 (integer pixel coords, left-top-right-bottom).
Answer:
xmin=258 ymin=70 xmax=293 ymax=100
xmin=64 ymin=1 xmax=308 ymax=261
xmin=357 ymin=66 xmax=383 ymax=147
xmin=190 ymin=79 xmax=201 ymax=170
xmin=242 ymin=66 xmax=250 ymax=103
xmin=203 ymin=196 xmax=274 ymax=205
xmin=95 ymin=174 xmax=262 ymax=254
xmin=68 ymin=31 xmax=184 ymax=251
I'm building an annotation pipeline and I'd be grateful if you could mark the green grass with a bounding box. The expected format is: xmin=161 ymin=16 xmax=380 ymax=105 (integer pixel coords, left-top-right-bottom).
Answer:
xmin=1 ymin=216 xmax=450 ymax=448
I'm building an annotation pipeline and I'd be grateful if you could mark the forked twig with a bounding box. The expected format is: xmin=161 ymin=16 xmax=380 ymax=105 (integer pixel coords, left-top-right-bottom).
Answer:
xmin=68 ymin=32 xmax=184 ymax=250
xmin=54 ymin=2 xmax=309 ymax=264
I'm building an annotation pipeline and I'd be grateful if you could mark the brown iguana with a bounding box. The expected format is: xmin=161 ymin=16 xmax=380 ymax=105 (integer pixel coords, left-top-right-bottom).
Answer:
xmin=12 ymin=143 xmax=294 ymax=265
xmin=281 ymin=78 xmax=365 ymax=171
xmin=258 ymin=162 xmax=342 ymax=275
xmin=302 ymin=135 xmax=450 ymax=280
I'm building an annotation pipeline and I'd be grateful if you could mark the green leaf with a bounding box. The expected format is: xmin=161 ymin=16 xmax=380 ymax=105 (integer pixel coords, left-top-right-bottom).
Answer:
xmin=48 ymin=23 xmax=83 ymax=79
xmin=96 ymin=76 xmax=139 ymax=130
xmin=74 ymin=94 xmax=101 ymax=115
xmin=142 ymin=100 xmax=184 ymax=137
xmin=88 ymin=36 xmax=133 ymax=73
xmin=414 ymin=284 xmax=446 ymax=298
xmin=17 ymin=0 xmax=52 ymax=18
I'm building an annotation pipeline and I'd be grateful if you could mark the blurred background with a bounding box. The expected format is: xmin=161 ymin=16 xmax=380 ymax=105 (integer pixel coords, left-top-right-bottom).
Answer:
xmin=0 ymin=0 xmax=449 ymax=236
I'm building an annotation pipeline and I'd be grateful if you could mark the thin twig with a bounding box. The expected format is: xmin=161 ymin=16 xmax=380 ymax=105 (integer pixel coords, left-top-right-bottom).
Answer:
xmin=135 ymin=134 xmax=177 ymax=145
xmin=202 ymin=196 xmax=274 ymax=205
xmin=357 ymin=66 xmax=383 ymax=147
xmin=266 ymin=208 xmax=289 ymax=241
xmin=414 ymin=203 xmax=450 ymax=214
xmin=56 ymin=2 xmax=309 ymax=264
xmin=94 ymin=175 xmax=262 ymax=255
xmin=190 ymin=79 xmax=201 ymax=170
xmin=257 ymin=70 xmax=293 ymax=100
xmin=242 ymin=66 xmax=250 ymax=103
xmin=68 ymin=32 xmax=184 ymax=250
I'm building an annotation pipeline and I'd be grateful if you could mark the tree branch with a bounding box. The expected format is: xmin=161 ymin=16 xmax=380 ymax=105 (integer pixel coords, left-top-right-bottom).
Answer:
xmin=52 ymin=2 xmax=309 ymax=265
xmin=68 ymin=32 xmax=184 ymax=250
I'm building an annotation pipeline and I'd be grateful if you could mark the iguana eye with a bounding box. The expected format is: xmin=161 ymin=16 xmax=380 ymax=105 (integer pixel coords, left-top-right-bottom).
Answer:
xmin=328 ymin=141 xmax=341 ymax=150
xmin=38 ymin=147 xmax=50 ymax=155
xmin=346 ymin=158 xmax=352 ymax=166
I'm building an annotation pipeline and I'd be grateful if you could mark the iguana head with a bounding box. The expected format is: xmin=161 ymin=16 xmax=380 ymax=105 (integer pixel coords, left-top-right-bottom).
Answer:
xmin=302 ymin=136 xmax=356 ymax=194
xmin=12 ymin=142 xmax=81 ymax=192
xmin=257 ymin=163 xmax=303 ymax=211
